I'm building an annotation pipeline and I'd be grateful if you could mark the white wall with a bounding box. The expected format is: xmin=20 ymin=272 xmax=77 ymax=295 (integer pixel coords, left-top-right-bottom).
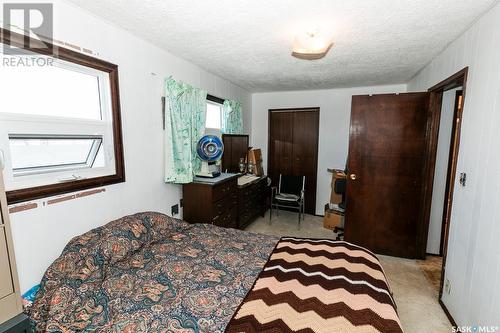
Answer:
xmin=2 ymin=0 xmax=251 ymax=293
xmin=251 ymin=84 xmax=407 ymax=215
xmin=427 ymin=88 xmax=461 ymax=254
xmin=408 ymin=2 xmax=500 ymax=326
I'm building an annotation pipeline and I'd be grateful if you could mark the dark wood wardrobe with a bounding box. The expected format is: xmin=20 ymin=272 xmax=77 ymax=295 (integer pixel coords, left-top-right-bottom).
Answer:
xmin=268 ymin=108 xmax=319 ymax=214
xmin=221 ymin=134 xmax=249 ymax=173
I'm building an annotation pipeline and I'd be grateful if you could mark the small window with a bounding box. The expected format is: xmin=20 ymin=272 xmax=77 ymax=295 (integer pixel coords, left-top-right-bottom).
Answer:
xmin=206 ymin=101 xmax=222 ymax=129
xmin=0 ymin=29 xmax=125 ymax=203
xmin=9 ymin=135 xmax=103 ymax=176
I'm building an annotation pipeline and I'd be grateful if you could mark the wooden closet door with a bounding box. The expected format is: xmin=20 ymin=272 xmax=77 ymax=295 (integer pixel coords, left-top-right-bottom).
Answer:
xmin=292 ymin=110 xmax=319 ymax=214
xmin=268 ymin=109 xmax=319 ymax=215
xmin=268 ymin=111 xmax=294 ymax=185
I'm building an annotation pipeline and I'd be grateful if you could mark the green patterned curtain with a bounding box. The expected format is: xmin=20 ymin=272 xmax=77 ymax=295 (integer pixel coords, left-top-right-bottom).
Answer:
xmin=221 ymin=99 xmax=243 ymax=134
xmin=164 ymin=77 xmax=207 ymax=183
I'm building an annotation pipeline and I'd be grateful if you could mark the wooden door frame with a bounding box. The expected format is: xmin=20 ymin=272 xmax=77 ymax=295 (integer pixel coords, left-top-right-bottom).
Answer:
xmin=439 ymin=90 xmax=463 ymax=256
xmin=416 ymin=68 xmax=468 ymax=327
xmin=417 ymin=67 xmax=468 ymax=260
xmin=267 ymin=107 xmax=320 ymax=215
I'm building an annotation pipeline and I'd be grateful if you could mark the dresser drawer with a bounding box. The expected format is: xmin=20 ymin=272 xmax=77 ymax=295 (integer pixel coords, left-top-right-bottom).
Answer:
xmin=213 ymin=192 xmax=237 ymax=217
xmin=239 ymin=186 xmax=253 ymax=198
xmin=241 ymin=195 xmax=260 ymax=209
xmin=213 ymin=207 xmax=237 ymax=229
xmin=213 ymin=179 xmax=237 ymax=202
xmin=239 ymin=211 xmax=252 ymax=229
xmin=0 ymin=294 xmax=22 ymax=324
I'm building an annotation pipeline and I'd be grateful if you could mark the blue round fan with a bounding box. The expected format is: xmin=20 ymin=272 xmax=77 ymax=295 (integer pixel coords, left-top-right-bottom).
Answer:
xmin=196 ymin=135 xmax=224 ymax=162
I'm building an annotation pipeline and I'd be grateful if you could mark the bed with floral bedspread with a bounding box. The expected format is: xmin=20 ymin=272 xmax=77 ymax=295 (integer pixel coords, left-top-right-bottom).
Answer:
xmin=30 ymin=212 xmax=278 ymax=333
xmin=30 ymin=212 xmax=403 ymax=333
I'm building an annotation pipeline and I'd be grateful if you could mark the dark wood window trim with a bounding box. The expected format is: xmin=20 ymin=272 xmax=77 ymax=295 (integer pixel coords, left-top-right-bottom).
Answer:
xmin=0 ymin=28 xmax=125 ymax=204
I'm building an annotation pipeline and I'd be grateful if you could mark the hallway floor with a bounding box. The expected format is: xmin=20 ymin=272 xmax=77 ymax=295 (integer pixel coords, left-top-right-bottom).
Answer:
xmin=245 ymin=210 xmax=452 ymax=333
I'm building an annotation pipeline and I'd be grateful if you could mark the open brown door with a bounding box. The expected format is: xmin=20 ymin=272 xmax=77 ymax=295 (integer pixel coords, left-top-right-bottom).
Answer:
xmin=344 ymin=93 xmax=430 ymax=258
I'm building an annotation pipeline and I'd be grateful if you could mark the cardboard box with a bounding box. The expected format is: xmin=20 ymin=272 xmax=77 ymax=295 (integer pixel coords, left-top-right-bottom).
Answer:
xmin=323 ymin=203 xmax=344 ymax=230
xmin=248 ymin=148 xmax=264 ymax=176
xmin=330 ymin=188 xmax=343 ymax=205
xmin=329 ymin=169 xmax=346 ymax=204
xmin=248 ymin=148 xmax=262 ymax=164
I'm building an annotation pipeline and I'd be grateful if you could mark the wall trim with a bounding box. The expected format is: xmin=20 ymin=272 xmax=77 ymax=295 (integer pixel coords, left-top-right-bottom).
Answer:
xmin=439 ymin=299 xmax=458 ymax=330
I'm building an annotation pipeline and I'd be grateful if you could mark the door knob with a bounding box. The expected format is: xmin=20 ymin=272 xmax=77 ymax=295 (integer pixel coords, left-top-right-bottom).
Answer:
xmin=350 ymin=174 xmax=357 ymax=180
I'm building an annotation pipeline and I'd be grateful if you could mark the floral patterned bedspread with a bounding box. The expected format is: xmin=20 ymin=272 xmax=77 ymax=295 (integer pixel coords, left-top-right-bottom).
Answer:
xmin=30 ymin=212 xmax=278 ymax=333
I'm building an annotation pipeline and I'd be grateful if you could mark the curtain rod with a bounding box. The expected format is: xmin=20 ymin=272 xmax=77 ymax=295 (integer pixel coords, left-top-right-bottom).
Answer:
xmin=207 ymin=94 xmax=225 ymax=105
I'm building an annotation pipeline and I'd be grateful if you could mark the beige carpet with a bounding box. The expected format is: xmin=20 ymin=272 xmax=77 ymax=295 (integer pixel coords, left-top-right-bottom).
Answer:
xmin=417 ymin=255 xmax=443 ymax=293
xmin=245 ymin=210 xmax=452 ymax=333
xmin=246 ymin=209 xmax=338 ymax=239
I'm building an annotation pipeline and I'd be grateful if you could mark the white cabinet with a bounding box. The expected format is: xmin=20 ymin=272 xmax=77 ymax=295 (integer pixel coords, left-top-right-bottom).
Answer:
xmin=0 ymin=173 xmax=22 ymax=323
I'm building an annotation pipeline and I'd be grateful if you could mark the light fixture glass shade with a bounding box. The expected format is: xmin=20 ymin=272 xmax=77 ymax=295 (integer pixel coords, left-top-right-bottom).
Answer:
xmin=292 ymin=31 xmax=333 ymax=60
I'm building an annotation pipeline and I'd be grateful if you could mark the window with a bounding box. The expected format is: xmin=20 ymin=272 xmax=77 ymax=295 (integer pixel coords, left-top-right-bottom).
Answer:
xmin=206 ymin=101 xmax=222 ymax=129
xmin=0 ymin=30 xmax=125 ymax=203
xmin=1 ymin=61 xmax=103 ymax=120
xmin=9 ymin=135 xmax=104 ymax=176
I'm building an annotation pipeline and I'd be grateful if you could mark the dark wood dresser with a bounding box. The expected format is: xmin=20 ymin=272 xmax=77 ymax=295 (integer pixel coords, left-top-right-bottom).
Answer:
xmin=238 ymin=176 xmax=267 ymax=229
xmin=182 ymin=173 xmax=267 ymax=229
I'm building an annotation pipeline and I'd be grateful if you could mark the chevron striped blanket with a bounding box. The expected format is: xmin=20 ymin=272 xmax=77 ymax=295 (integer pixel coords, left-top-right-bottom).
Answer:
xmin=225 ymin=237 xmax=403 ymax=333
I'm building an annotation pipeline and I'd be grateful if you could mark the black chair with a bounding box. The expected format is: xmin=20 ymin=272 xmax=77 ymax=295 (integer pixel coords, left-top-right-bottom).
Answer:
xmin=270 ymin=174 xmax=305 ymax=228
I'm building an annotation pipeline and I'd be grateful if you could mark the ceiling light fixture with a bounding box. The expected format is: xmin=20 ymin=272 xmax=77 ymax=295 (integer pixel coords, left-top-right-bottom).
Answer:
xmin=292 ymin=30 xmax=333 ymax=60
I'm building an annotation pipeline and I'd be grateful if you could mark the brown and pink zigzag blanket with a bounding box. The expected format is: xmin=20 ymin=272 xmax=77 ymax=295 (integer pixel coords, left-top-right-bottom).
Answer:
xmin=226 ymin=237 xmax=404 ymax=333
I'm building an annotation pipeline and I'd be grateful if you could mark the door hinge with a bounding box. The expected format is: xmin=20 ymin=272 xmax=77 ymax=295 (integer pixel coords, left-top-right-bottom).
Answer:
xmin=459 ymin=172 xmax=467 ymax=187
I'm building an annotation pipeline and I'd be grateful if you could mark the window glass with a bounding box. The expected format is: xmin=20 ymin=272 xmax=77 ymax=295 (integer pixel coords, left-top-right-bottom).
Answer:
xmin=93 ymin=144 xmax=105 ymax=168
xmin=206 ymin=102 xmax=222 ymax=129
xmin=9 ymin=135 xmax=102 ymax=176
xmin=0 ymin=58 xmax=102 ymax=120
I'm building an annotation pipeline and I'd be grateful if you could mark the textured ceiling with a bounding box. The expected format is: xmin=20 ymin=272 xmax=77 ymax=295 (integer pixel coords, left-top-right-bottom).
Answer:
xmin=67 ymin=0 xmax=497 ymax=92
